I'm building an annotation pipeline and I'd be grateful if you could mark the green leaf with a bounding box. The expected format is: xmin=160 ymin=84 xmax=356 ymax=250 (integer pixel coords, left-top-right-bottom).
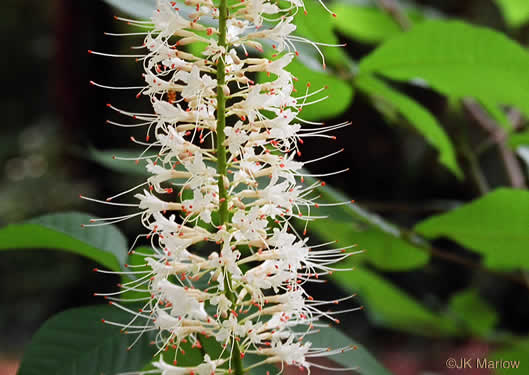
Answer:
xmin=305 ymin=326 xmax=392 ymax=375
xmin=332 ymin=4 xmax=423 ymax=43
xmin=307 ymin=177 xmax=429 ymax=271
xmin=415 ymin=188 xmax=529 ymax=270
xmin=243 ymin=355 xmax=277 ymax=375
xmin=332 ymin=267 xmax=458 ymax=336
xmin=103 ymin=0 xmax=155 ymax=19
xmin=356 ymin=74 xmax=461 ymax=177
xmin=490 ymin=339 xmax=528 ymax=374
xmin=447 ymin=289 xmax=498 ymax=337
xmin=243 ymin=326 xmax=391 ymax=374
xmin=479 ymin=99 xmax=514 ymax=133
xmin=359 ymin=20 xmax=529 ymax=117
xmin=17 ymin=305 xmax=156 ymax=375
xmin=508 ymin=132 xmax=529 ymax=149
xmin=495 ymin=0 xmax=529 ymax=28
xmin=89 ymin=147 xmax=149 ymax=176
xmin=243 ymin=323 xmax=391 ymax=374
xmin=0 ymin=212 xmax=128 ymax=272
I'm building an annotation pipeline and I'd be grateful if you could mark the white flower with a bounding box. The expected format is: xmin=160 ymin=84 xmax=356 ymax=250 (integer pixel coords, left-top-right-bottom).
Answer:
xmin=135 ymin=190 xmax=168 ymax=213
xmin=154 ymin=308 xmax=182 ymax=332
xmin=155 ymin=279 xmax=208 ymax=320
xmin=271 ymin=340 xmax=311 ymax=367
xmin=232 ymin=206 xmax=267 ymax=242
xmin=151 ymin=1 xmax=189 ymax=36
xmin=180 ymin=65 xmax=217 ymax=99
xmin=210 ymin=294 xmax=232 ymax=316
xmin=224 ymin=121 xmax=249 ymax=156
xmin=182 ymin=151 xmax=217 ymax=189
xmin=195 ymin=355 xmax=219 ymax=375
xmin=94 ymin=0 xmax=357 ymax=373
xmin=249 ymin=17 xmax=296 ymax=52
xmin=244 ymin=0 xmax=279 ymax=26
xmin=220 ymin=241 xmax=242 ymax=277
xmin=182 ymin=189 xmax=215 ymax=223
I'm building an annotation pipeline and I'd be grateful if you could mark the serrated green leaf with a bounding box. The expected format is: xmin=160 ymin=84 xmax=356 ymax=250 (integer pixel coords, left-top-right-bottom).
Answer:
xmin=17 ymin=305 xmax=156 ymax=375
xmin=359 ymin=20 xmax=529 ymax=117
xmin=356 ymin=74 xmax=461 ymax=177
xmin=332 ymin=267 xmax=458 ymax=336
xmin=495 ymin=0 xmax=529 ymax=28
xmin=447 ymin=289 xmax=498 ymax=337
xmin=0 ymin=212 xmax=128 ymax=272
xmin=415 ymin=188 xmax=529 ymax=270
xmin=306 ymin=177 xmax=429 ymax=271
xmin=332 ymin=4 xmax=423 ymax=43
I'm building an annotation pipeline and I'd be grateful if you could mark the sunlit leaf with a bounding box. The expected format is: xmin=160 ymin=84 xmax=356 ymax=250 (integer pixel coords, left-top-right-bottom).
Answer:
xmin=508 ymin=132 xmax=529 ymax=149
xmin=332 ymin=4 xmax=423 ymax=43
xmin=495 ymin=0 xmax=529 ymax=28
xmin=359 ymin=20 xmax=529 ymax=117
xmin=415 ymin=188 xmax=529 ymax=270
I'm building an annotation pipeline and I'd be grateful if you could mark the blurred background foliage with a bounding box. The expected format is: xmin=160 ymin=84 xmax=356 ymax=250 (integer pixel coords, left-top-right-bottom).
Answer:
xmin=3 ymin=0 xmax=529 ymax=374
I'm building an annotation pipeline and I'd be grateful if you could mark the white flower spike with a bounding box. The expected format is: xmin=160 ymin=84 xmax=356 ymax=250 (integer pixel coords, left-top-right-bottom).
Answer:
xmin=87 ymin=0 xmax=361 ymax=374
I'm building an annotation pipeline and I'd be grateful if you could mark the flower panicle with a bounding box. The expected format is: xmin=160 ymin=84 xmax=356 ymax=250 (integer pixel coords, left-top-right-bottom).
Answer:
xmin=86 ymin=0 xmax=360 ymax=373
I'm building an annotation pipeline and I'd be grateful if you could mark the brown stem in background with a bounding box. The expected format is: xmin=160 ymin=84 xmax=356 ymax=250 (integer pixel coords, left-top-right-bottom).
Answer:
xmin=375 ymin=0 xmax=527 ymax=191
xmin=463 ymin=99 xmax=527 ymax=189
xmin=402 ymin=230 xmax=529 ymax=291
xmin=361 ymin=1 xmax=528 ymax=289
xmin=374 ymin=0 xmax=411 ymax=30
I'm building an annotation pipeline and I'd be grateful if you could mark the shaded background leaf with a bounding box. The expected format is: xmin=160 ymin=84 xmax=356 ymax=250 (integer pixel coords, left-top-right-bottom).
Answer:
xmin=307 ymin=177 xmax=430 ymax=271
xmin=332 ymin=267 xmax=458 ymax=336
xmin=0 ymin=212 xmax=128 ymax=272
xmin=17 ymin=305 xmax=156 ymax=375
xmin=446 ymin=289 xmax=499 ymax=337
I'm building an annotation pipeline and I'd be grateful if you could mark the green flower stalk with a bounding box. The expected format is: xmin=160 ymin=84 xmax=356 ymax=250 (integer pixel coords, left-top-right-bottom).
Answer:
xmin=86 ymin=0 xmax=359 ymax=373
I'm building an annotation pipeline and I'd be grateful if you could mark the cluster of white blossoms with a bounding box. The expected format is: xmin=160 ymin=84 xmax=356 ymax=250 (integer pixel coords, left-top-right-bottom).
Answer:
xmin=87 ymin=0 xmax=360 ymax=373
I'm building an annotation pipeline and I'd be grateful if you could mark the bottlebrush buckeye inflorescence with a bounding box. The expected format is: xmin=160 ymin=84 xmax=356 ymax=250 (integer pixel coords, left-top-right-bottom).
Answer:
xmin=86 ymin=0 xmax=361 ymax=373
